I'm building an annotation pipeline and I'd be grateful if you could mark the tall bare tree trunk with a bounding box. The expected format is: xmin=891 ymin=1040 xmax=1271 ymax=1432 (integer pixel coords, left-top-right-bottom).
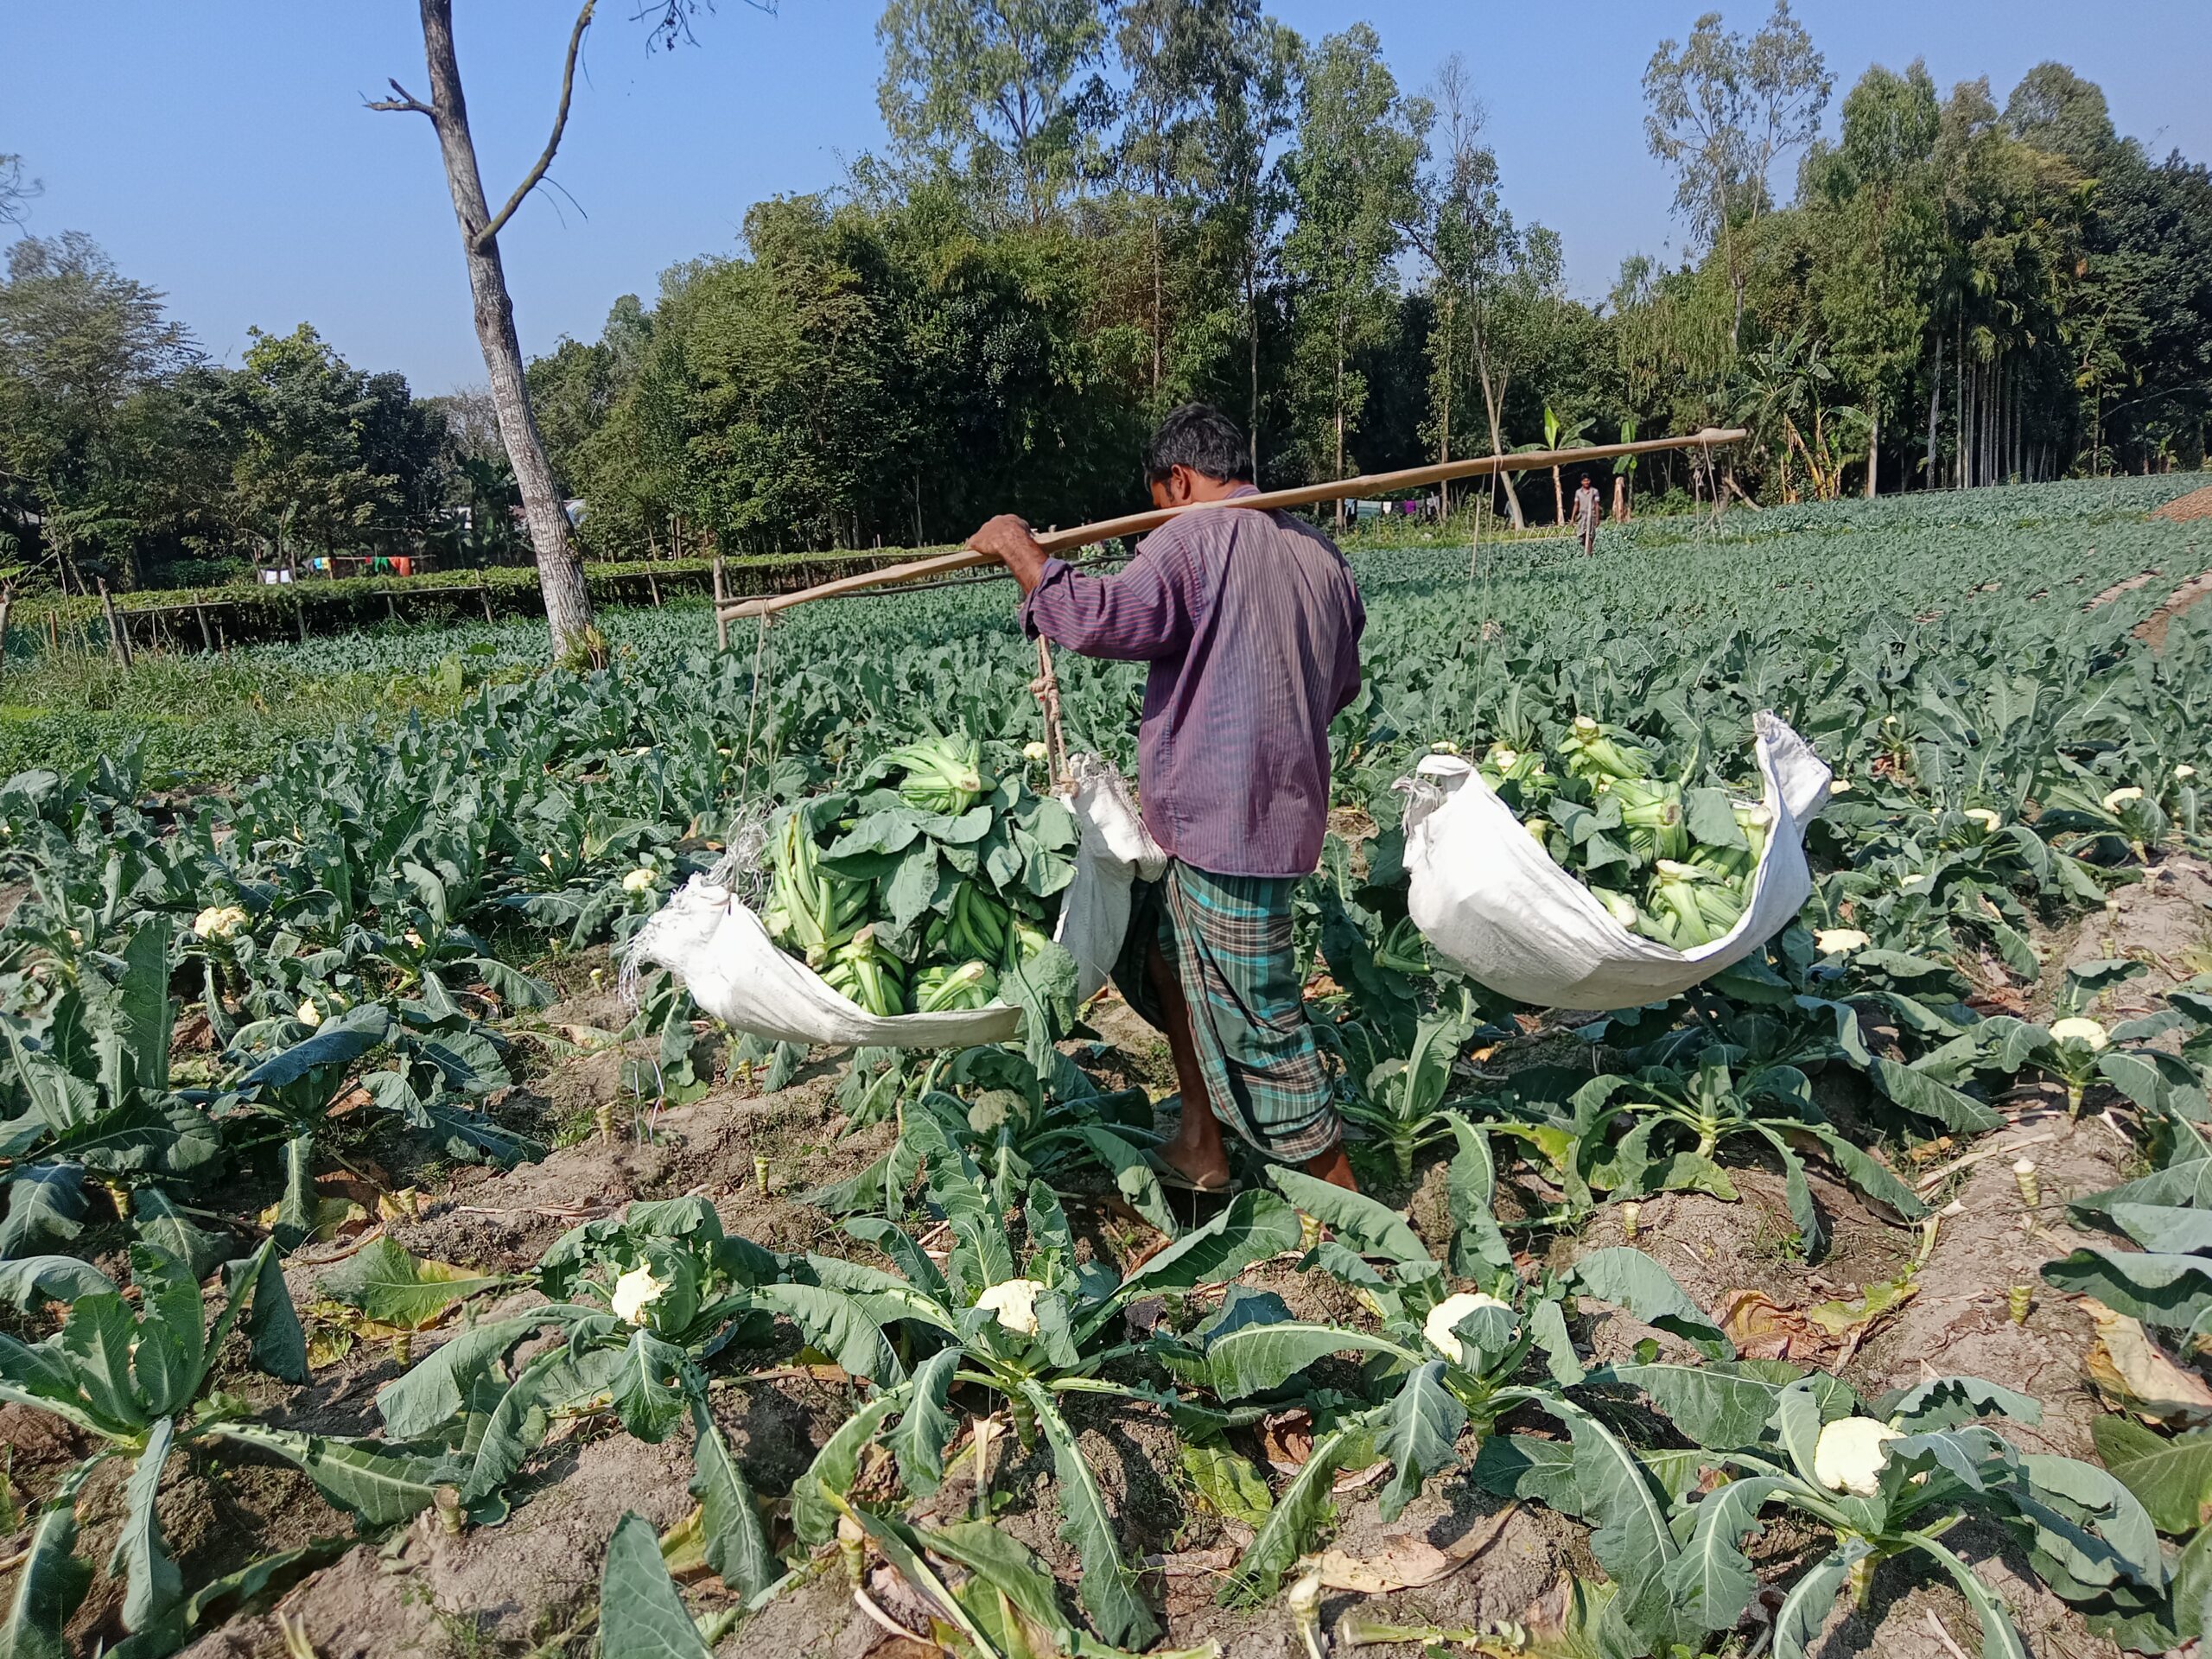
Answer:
xmin=1474 ymin=366 xmax=1524 ymax=530
xmin=385 ymin=0 xmax=599 ymax=664
xmin=1332 ymin=308 xmax=1346 ymax=528
xmin=1150 ymin=192 xmax=1163 ymax=407
xmin=1246 ymin=256 xmax=1261 ymax=484
xmin=1864 ymin=404 xmax=1878 ymax=499
xmin=1924 ymin=326 xmax=1941 ymax=490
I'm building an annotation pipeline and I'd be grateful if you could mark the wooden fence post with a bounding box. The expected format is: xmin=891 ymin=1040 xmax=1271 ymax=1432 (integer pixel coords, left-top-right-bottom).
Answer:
xmin=0 ymin=585 xmax=13 ymax=666
xmin=99 ymin=580 xmax=133 ymax=667
xmin=713 ymin=556 xmax=728 ymax=651
xmin=194 ymin=605 xmax=213 ymax=652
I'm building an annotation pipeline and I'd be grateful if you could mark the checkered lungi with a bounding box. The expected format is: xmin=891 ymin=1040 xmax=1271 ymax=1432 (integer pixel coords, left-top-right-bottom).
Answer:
xmin=1113 ymin=860 xmax=1340 ymax=1164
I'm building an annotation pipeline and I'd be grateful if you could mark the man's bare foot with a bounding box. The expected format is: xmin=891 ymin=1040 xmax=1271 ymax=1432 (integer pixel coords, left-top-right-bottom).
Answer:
xmin=1154 ymin=1103 xmax=1233 ymax=1192
xmin=1302 ymin=1143 xmax=1359 ymax=1192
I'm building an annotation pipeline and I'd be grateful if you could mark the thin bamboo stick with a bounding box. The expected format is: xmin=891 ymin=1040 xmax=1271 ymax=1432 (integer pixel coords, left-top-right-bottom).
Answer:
xmin=717 ymin=428 xmax=1747 ymax=625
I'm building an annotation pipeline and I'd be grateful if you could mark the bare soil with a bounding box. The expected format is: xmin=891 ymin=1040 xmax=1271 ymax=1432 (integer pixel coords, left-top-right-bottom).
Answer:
xmin=121 ymin=860 xmax=2212 ymax=1657
xmin=2134 ymin=569 xmax=2212 ymax=651
xmin=2151 ymin=486 xmax=2212 ymax=524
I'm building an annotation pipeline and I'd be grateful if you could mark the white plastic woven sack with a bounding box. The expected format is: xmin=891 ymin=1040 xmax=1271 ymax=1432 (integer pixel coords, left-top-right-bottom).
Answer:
xmin=1400 ymin=710 xmax=1832 ymax=1010
xmin=625 ymin=752 xmax=1166 ymax=1049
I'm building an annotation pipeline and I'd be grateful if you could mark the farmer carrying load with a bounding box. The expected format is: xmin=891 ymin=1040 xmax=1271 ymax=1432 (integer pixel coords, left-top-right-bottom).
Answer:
xmin=966 ymin=404 xmax=1368 ymax=1194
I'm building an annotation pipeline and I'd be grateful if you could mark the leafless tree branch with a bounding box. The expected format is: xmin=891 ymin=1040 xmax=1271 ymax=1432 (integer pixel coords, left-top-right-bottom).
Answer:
xmin=474 ymin=2 xmax=597 ymax=252
xmin=365 ymin=77 xmax=435 ymax=118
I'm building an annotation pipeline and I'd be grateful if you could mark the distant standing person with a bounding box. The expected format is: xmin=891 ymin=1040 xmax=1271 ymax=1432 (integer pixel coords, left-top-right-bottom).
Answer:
xmin=964 ymin=404 xmax=1367 ymax=1194
xmin=1572 ymin=473 xmax=1603 ymax=556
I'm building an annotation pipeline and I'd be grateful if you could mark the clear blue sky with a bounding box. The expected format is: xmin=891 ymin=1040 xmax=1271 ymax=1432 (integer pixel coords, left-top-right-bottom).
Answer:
xmin=6 ymin=2 xmax=2205 ymax=394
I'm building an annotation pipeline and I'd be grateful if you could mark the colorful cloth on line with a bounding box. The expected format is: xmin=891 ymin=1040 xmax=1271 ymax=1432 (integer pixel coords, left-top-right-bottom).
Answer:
xmin=1113 ymin=861 xmax=1340 ymax=1164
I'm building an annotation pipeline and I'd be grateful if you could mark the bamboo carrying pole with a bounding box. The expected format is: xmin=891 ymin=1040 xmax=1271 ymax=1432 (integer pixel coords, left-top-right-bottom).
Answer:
xmin=717 ymin=428 xmax=1746 ymax=626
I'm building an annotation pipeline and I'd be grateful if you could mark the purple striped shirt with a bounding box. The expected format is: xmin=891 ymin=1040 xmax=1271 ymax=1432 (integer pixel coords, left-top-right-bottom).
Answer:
xmin=1020 ymin=488 xmax=1365 ymax=877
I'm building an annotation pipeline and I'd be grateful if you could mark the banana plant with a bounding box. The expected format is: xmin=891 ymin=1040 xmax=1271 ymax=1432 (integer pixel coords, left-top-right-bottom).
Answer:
xmin=0 ymin=1240 xmax=452 ymax=1654
xmin=1664 ymin=1376 xmax=2162 ymax=1657
xmin=795 ymin=1119 xmax=1305 ymax=1651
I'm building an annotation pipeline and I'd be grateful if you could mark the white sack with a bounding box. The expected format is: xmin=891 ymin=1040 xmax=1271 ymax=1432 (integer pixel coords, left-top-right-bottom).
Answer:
xmin=1400 ymin=709 xmax=1831 ymax=1010
xmin=626 ymin=752 xmax=1166 ymax=1050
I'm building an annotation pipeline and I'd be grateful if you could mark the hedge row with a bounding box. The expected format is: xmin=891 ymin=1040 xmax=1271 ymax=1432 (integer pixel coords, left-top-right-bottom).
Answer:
xmin=15 ymin=549 xmax=945 ymax=653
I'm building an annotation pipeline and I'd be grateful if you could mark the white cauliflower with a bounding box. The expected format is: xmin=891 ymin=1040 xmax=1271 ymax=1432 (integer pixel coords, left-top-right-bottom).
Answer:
xmin=2050 ymin=1016 xmax=2109 ymax=1052
xmin=1813 ymin=1416 xmax=1903 ymax=1496
xmin=1422 ymin=1291 xmax=1516 ymax=1365
xmin=193 ymin=905 xmax=249 ymax=941
xmin=976 ymin=1277 xmax=1045 ymax=1338
xmin=1815 ymin=928 xmax=1870 ymax=956
xmin=611 ymin=1264 xmax=670 ymax=1325
xmin=621 ymin=867 xmax=658 ymax=894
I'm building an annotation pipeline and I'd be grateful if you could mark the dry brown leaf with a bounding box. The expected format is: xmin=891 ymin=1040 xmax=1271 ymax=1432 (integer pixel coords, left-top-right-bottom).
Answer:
xmin=1718 ymin=1288 xmax=1825 ymax=1362
xmin=1313 ymin=1505 xmax=1523 ymax=1595
xmin=556 ymin=1022 xmax=622 ymax=1052
xmin=1315 ymin=1536 xmax=1455 ymax=1593
xmin=2085 ymin=1299 xmax=2212 ymax=1427
xmin=1261 ymin=1409 xmax=1389 ymax=1492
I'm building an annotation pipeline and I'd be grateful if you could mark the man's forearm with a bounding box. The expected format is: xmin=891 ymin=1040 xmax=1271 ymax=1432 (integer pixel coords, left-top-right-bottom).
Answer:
xmin=1002 ymin=539 xmax=1048 ymax=594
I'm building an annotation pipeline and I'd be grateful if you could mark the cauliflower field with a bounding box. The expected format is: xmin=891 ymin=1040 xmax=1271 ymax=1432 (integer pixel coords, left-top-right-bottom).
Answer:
xmin=3 ymin=475 xmax=2211 ymax=1659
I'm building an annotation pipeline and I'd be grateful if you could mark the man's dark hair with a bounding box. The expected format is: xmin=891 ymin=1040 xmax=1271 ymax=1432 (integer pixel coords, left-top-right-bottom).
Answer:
xmin=1143 ymin=404 xmax=1255 ymax=486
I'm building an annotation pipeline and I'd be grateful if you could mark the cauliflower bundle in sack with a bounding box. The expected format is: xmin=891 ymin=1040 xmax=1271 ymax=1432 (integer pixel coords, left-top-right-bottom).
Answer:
xmin=1471 ymin=715 xmax=1773 ymax=950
